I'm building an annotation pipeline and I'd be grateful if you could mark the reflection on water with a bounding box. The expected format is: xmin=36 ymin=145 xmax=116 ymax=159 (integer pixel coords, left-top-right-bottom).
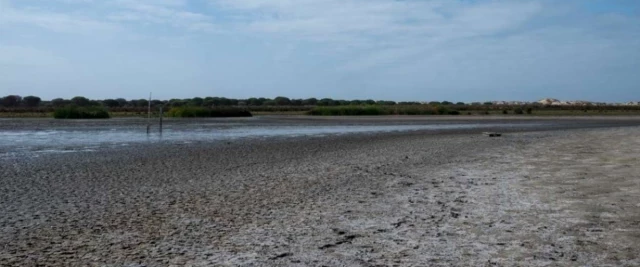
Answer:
xmin=0 ymin=123 xmax=537 ymax=157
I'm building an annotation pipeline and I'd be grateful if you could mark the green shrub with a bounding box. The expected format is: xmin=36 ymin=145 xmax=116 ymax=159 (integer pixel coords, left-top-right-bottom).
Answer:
xmin=308 ymin=105 xmax=459 ymax=116
xmin=167 ymin=107 xmax=252 ymax=117
xmin=514 ymin=108 xmax=524 ymax=114
xmin=307 ymin=106 xmax=385 ymax=116
xmin=398 ymin=106 xmax=436 ymax=115
xmin=53 ymin=106 xmax=110 ymax=119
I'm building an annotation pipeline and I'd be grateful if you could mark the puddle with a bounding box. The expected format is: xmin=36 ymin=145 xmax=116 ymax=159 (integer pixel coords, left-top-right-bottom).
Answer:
xmin=0 ymin=123 xmax=542 ymax=157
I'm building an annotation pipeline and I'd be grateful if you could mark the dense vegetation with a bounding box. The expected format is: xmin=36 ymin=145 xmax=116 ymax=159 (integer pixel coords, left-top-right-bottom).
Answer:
xmin=0 ymin=95 xmax=432 ymax=109
xmin=166 ymin=107 xmax=252 ymax=118
xmin=2 ymin=94 xmax=639 ymax=117
xmin=53 ymin=106 xmax=111 ymax=119
xmin=308 ymin=105 xmax=460 ymax=116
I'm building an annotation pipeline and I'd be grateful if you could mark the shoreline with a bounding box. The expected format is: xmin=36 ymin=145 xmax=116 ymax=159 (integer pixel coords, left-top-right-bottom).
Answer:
xmin=2 ymin=114 xmax=640 ymax=129
xmin=2 ymin=116 xmax=639 ymax=158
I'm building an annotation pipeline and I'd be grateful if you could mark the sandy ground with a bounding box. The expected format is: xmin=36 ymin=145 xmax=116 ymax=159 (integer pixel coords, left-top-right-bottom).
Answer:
xmin=1 ymin=121 xmax=639 ymax=266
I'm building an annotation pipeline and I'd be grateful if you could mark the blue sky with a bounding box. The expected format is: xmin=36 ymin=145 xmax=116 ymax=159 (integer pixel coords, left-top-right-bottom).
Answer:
xmin=1 ymin=0 xmax=639 ymax=102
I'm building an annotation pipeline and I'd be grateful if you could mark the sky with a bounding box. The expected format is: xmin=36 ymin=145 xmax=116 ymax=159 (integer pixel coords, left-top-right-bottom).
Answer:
xmin=0 ymin=0 xmax=639 ymax=102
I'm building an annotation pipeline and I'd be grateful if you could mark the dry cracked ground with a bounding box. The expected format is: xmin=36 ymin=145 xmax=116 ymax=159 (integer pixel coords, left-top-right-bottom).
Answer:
xmin=1 ymin=126 xmax=639 ymax=266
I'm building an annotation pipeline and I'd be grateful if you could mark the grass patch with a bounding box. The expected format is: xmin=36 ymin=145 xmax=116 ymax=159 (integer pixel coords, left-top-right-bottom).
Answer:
xmin=250 ymin=110 xmax=308 ymax=116
xmin=166 ymin=106 xmax=252 ymax=117
xmin=53 ymin=106 xmax=110 ymax=119
xmin=308 ymin=105 xmax=461 ymax=116
xmin=0 ymin=112 xmax=51 ymax=118
xmin=308 ymin=106 xmax=386 ymax=116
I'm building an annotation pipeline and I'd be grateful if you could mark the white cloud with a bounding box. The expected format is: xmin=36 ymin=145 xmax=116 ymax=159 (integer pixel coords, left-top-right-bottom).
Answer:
xmin=0 ymin=0 xmax=120 ymax=34
xmin=208 ymin=0 xmax=543 ymax=70
xmin=211 ymin=0 xmax=540 ymax=39
xmin=107 ymin=0 xmax=217 ymax=32
xmin=0 ymin=0 xmax=217 ymax=34
xmin=0 ymin=45 xmax=70 ymax=67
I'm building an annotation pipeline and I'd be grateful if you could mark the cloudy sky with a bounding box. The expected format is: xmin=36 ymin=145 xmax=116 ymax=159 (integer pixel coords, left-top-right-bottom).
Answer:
xmin=1 ymin=0 xmax=639 ymax=102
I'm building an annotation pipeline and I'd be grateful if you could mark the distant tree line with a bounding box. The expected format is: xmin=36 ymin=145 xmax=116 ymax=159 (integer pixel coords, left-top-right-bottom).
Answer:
xmin=1 ymin=95 xmax=43 ymax=107
xmin=0 ymin=95 xmax=451 ymax=108
xmin=2 ymin=95 xmax=639 ymax=114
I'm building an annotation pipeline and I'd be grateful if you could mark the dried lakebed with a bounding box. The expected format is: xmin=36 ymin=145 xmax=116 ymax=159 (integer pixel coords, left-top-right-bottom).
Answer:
xmin=1 ymin=119 xmax=640 ymax=266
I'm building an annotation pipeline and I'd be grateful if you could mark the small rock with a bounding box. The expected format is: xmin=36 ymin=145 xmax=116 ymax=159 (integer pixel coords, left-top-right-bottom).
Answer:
xmin=270 ymin=253 xmax=292 ymax=260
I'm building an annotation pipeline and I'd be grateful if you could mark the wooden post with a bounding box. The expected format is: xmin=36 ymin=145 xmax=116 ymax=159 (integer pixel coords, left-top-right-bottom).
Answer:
xmin=159 ymin=106 xmax=163 ymax=133
xmin=147 ymin=92 xmax=152 ymax=134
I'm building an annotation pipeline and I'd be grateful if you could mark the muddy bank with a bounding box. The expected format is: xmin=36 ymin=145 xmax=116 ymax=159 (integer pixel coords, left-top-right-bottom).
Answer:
xmin=2 ymin=115 xmax=640 ymax=131
xmin=2 ymin=116 xmax=640 ymax=158
xmin=1 ymin=125 xmax=639 ymax=266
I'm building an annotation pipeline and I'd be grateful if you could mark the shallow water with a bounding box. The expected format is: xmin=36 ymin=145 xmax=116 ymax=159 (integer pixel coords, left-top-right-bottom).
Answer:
xmin=0 ymin=123 xmax=541 ymax=157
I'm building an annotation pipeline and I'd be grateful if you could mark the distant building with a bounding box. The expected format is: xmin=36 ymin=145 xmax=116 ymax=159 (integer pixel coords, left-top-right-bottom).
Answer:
xmin=489 ymin=101 xmax=532 ymax=106
xmin=537 ymin=98 xmax=597 ymax=106
xmin=538 ymin=98 xmax=560 ymax=105
xmin=475 ymin=98 xmax=637 ymax=106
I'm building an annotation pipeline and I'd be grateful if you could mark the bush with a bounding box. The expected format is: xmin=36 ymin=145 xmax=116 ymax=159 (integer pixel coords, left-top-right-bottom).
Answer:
xmin=308 ymin=105 xmax=460 ymax=116
xmin=23 ymin=96 xmax=42 ymax=107
xmin=166 ymin=107 xmax=252 ymax=117
xmin=399 ymin=106 xmax=436 ymax=115
xmin=53 ymin=106 xmax=110 ymax=119
xmin=71 ymin=96 xmax=92 ymax=107
xmin=514 ymin=108 xmax=524 ymax=114
xmin=435 ymin=106 xmax=449 ymax=115
xmin=1 ymin=95 xmax=21 ymax=107
xmin=526 ymin=107 xmax=533 ymax=114
xmin=308 ymin=106 xmax=385 ymax=116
